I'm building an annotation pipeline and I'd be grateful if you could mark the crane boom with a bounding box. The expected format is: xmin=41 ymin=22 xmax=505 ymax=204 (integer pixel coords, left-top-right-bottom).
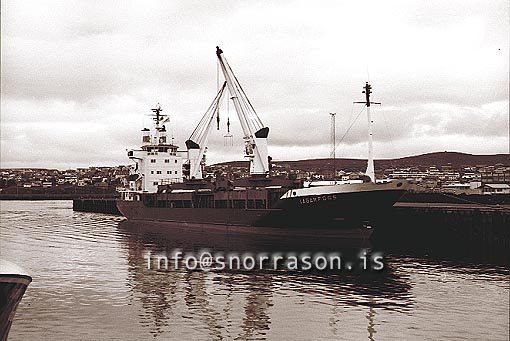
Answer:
xmin=216 ymin=46 xmax=270 ymax=176
xmin=186 ymin=81 xmax=227 ymax=179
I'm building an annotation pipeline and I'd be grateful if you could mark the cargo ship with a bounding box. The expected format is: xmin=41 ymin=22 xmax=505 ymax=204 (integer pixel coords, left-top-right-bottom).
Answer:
xmin=117 ymin=47 xmax=408 ymax=239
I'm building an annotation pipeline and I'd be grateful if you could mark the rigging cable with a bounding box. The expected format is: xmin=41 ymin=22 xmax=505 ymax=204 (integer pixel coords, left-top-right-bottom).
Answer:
xmin=337 ymin=102 xmax=357 ymax=157
xmin=336 ymin=104 xmax=366 ymax=149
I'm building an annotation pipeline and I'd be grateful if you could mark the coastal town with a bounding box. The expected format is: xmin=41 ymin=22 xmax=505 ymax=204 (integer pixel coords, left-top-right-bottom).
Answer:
xmin=1 ymin=153 xmax=509 ymax=197
xmin=213 ymin=160 xmax=510 ymax=195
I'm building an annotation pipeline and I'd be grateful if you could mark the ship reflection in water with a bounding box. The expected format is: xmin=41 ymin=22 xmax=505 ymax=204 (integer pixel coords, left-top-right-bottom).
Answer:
xmin=118 ymin=219 xmax=413 ymax=339
xmin=2 ymin=201 xmax=509 ymax=340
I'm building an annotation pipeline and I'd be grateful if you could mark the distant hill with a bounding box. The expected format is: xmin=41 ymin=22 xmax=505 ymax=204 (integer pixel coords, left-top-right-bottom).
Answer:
xmin=379 ymin=152 xmax=509 ymax=169
xmin=211 ymin=152 xmax=509 ymax=171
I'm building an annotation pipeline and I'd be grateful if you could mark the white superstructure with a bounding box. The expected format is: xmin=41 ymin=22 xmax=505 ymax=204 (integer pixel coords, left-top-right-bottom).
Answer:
xmin=127 ymin=104 xmax=184 ymax=193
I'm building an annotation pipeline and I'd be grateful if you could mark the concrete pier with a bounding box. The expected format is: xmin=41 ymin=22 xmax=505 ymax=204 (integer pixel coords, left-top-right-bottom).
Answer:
xmin=384 ymin=202 xmax=509 ymax=248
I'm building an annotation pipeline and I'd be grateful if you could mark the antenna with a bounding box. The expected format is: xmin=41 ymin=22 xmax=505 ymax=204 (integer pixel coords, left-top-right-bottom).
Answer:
xmin=151 ymin=103 xmax=162 ymax=118
xmin=354 ymin=82 xmax=380 ymax=107
xmin=151 ymin=103 xmax=167 ymax=129
xmin=330 ymin=112 xmax=336 ymax=178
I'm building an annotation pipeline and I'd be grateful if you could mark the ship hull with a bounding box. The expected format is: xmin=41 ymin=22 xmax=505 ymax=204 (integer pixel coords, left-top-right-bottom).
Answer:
xmin=0 ymin=261 xmax=32 ymax=341
xmin=117 ymin=201 xmax=374 ymax=243
xmin=273 ymin=182 xmax=407 ymax=228
xmin=117 ymin=181 xmax=407 ymax=240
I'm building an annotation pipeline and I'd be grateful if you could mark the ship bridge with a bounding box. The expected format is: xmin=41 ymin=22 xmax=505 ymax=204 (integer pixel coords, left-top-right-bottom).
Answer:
xmin=126 ymin=104 xmax=185 ymax=193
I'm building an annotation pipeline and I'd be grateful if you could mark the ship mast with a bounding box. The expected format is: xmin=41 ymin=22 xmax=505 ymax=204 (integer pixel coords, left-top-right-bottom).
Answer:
xmin=355 ymin=82 xmax=380 ymax=182
xmin=330 ymin=112 xmax=336 ymax=178
xmin=150 ymin=103 xmax=169 ymax=145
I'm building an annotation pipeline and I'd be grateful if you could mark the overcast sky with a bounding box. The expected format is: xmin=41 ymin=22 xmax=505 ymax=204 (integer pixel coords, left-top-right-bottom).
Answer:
xmin=1 ymin=0 xmax=509 ymax=169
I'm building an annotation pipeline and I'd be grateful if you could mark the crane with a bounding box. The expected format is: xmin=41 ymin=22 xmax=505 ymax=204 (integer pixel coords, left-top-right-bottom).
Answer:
xmin=185 ymin=81 xmax=227 ymax=179
xmin=215 ymin=46 xmax=270 ymax=176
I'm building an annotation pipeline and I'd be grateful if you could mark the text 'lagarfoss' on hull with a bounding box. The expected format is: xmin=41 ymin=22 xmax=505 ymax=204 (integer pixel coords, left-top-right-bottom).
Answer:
xmin=117 ymin=46 xmax=408 ymax=240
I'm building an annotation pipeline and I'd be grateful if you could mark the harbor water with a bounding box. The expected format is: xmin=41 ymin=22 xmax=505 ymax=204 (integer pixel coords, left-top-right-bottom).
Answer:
xmin=1 ymin=200 xmax=508 ymax=340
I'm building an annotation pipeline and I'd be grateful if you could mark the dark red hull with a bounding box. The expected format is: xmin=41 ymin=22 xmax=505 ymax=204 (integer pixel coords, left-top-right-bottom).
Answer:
xmin=117 ymin=183 xmax=407 ymax=240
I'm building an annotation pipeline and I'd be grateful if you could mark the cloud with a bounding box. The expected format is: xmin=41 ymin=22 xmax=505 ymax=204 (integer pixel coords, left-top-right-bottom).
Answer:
xmin=1 ymin=0 xmax=508 ymax=169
